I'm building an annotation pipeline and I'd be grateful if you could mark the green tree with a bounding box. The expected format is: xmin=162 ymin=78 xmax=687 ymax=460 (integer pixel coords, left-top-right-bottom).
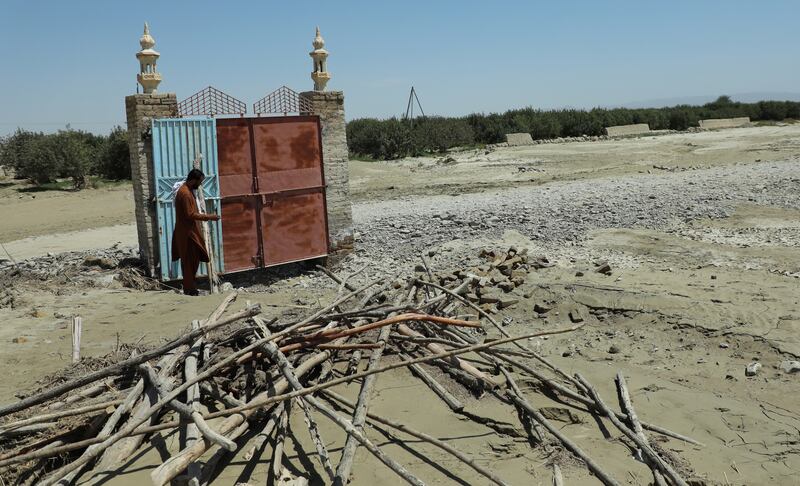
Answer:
xmin=96 ymin=126 xmax=130 ymax=180
xmin=54 ymin=131 xmax=93 ymax=189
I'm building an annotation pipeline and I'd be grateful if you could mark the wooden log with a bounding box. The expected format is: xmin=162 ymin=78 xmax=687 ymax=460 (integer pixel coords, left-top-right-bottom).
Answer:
xmin=491 ymin=352 xmax=703 ymax=446
xmin=502 ymin=370 xmax=620 ymax=486
xmin=396 ymin=323 xmax=498 ymax=389
xmin=324 ymin=390 xmax=510 ymax=486
xmin=148 ymin=351 xmax=332 ymax=486
xmin=94 ymin=346 xmax=185 ymax=471
xmin=272 ymin=400 xmax=290 ymax=479
xmin=297 ymin=397 xmax=335 ymax=480
xmin=51 ymin=376 xmax=146 ymax=485
xmin=0 ymin=399 xmax=124 ymax=433
xmin=242 ymin=403 xmax=285 ymax=461
xmin=200 ymin=419 xmax=251 ymax=486
xmin=186 ymin=320 xmax=203 ymax=486
xmin=46 ymin=380 xmax=114 ymax=411
xmin=71 ymin=316 xmax=82 ymax=364
xmin=616 ymin=372 xmax=667 ymax=486
xmin=260 ymin=340 xmax=425 ymax=486
xmin=0 ymin=422 xmax=56 ymax=437
xmin=334 ymin=325 xmax=392 ymax=485
xmin=0 ymin=305 xmax=261 ymax=419
xmin=574 ymin=374 xmax=688 ymax=486
xmin=138 ymin=363 xmax=236 ymax=452
xmin=14 ymin=325 xmax=586 ymax=472
xmin=552 ymin=464 xmax=563 ymax=486
xmin=402 ymin=354 xmax=464 ymax=412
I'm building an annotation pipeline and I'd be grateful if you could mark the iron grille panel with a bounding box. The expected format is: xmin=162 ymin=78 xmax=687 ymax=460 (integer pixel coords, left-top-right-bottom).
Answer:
xmin=178 ymin=86 xmax=247 ymax=117
xmin=253 ymin=86 xmax=313 ymax=116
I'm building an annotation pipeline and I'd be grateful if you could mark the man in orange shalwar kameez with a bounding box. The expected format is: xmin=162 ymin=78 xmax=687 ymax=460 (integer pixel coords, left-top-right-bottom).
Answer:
xmin=172 ymin=169 xmax=220 ymax=296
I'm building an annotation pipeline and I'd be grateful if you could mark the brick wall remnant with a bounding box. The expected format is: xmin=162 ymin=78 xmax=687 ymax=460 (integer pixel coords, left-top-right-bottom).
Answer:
xmin=125 ymin=93 xmax=178 ymax=276
xmin=300 ymin=90 xmax=354 ymax=252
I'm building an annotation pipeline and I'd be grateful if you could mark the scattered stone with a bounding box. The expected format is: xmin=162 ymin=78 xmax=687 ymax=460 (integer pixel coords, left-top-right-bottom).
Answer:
xmin=779 ymin=360 xmax=800 ymax=374
xmin=575 ymin=270 xmax=584 ymax=277
xmin=595 ymin=262 xmax=613 ymax=275
xmin=533 ymin=303 xmax=551 ymax=314
xmin=719 ymin=342 xmax=729 ymax=349
xmin=497 ymin=296 xmax=520 ymax=309
xmin=11 ymin=337 xmax=28 ymax=344
xmin=220 ymin=282 xmax=234 ymax=292
xmin=745 ymin=362 xmax=762 ymax=377
xmin=608 ymin=344 xmax=622 ymax=354
xmin=568 ymin=309 xmax=584 ymax=323
xmin=497 ymin=281 xmax=515 ymax=292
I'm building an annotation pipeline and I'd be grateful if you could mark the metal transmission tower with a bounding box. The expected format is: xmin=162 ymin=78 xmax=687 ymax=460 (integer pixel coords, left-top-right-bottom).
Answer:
xmin=403 ymin=86 xmax=425 ymax=126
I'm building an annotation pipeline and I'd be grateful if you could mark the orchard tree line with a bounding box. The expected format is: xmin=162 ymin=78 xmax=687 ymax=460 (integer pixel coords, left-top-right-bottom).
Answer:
xmin=347 ymin=96 xmax=800 ymax=160
xmin=0 ymin=127 xmax=129 ymax=189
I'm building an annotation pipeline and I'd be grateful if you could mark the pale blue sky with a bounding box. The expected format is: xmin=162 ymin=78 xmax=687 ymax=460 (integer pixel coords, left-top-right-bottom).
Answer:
xmin=1 ymin=0 xmax=798 ymax=135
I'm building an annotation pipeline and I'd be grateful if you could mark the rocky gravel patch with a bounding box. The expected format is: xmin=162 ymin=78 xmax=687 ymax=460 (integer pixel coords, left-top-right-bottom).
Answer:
xmin=351 ymin=159 xmax=800 ymax=273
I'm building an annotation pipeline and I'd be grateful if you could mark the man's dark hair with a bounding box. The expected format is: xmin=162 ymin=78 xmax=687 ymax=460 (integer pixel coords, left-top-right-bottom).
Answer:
xmin=186 ymin=169 xmax=205 ymax=182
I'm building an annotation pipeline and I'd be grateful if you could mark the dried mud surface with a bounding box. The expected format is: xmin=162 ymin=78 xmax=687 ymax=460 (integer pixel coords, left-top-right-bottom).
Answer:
xmin=2 ymin=125 xmax=800 ymax=485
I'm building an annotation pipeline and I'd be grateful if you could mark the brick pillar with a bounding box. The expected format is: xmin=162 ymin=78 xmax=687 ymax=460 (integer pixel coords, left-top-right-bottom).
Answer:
xmin=300 ymin=90 xmax=354 ymax=253
xmin=125 ymin=93 xmax=178 ymax=276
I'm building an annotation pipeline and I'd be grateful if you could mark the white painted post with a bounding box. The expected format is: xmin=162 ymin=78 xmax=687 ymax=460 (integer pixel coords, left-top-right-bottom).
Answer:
xmin=71 ymin=316 xmax=82 ymax=363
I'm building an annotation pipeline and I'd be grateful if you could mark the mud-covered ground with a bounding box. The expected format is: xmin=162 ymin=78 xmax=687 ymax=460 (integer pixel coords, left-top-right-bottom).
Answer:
xmin=1 ymin=125 xmax=799 ymax=485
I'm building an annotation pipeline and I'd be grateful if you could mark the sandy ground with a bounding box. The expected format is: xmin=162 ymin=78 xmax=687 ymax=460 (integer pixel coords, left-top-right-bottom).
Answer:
xmin=2 ymin=125 xmax=800 ymax=485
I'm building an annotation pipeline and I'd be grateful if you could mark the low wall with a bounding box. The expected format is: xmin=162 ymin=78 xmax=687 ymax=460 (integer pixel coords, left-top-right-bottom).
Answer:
xmin=605 ymin=123 xmax=650 ymax=137
xmin=698 ymin=117 xmax=750 ymax=129
xmin=506 ymin=133 xmax=534 ymax=146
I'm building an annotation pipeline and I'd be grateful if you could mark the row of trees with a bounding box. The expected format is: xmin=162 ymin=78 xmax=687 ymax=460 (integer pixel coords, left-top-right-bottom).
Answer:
xmin=347 ymin=96 xmax=800 ymax=160
xmin=0 ymin=127 xmax=129 ymax=188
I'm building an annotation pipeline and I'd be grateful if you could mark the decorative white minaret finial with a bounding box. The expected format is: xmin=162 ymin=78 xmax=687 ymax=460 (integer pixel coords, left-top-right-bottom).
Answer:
xmin=310 ymin=27 xmax=330 ymax=91
xmin=136 ymin=22 xmax=162 ymax=94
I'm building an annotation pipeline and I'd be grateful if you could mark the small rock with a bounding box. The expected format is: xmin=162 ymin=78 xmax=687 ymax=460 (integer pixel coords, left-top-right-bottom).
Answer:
xmin=608 ymin=344 xmax=622 ymax=354
xmin=533 ymin=303 xmax=551 ymax=314
xmin=745 ymin=362 xmax=762 ymax=377
xmin=779 ymin=360 xmax=800 ymax=373
xmin=11 ymin=337 xmax=28 ymax=344
xmin=719 ymin=342 xmax=729 ymax=349
xmin=220 ymin=282 xmax=234 ymax=292
xmin=569 ymin=309 xmax=584 ymax=323
xmin=595 ymin=262 xmax=613 ymax=275
xmin=497 ymin=281 xmax=515 ymax=292
xmin=575 ymin=270 xmax=584 ymax=277
xmin=497 ymin=296 xmax=520 ymax=309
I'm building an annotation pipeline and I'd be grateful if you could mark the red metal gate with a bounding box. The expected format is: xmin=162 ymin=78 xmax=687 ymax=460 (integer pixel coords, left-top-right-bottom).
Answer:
xmin=216 ymin=116 xmax=328 ymax=272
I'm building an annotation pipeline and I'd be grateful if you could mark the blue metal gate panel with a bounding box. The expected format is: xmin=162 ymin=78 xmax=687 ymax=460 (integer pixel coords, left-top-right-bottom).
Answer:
xmin=152 ymin=117 xmax=224 ymax=281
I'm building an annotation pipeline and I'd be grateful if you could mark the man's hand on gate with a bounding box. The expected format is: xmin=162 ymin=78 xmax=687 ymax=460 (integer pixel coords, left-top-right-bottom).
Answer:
xmin=210 ymin=214 xmax=221 ymax=221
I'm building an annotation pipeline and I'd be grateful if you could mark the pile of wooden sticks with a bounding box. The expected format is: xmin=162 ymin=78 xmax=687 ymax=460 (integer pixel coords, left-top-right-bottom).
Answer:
xmin=0 ymin=259 xmax=701 ymax=485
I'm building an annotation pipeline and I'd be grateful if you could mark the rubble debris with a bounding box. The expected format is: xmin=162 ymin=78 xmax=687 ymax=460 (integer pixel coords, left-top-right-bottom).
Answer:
xmin=779 ymin=360 xmax=800 ymax=374
xmin=745 ymin=362 xmax=762 ymax=377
